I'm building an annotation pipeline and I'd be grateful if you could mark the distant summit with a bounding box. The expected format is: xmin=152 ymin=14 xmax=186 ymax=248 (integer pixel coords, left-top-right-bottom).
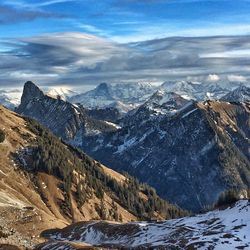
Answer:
xmin=69 ymin=82 xmax=156 ymax=110
xmin=221 ymin=85 xmax=250 ymax=102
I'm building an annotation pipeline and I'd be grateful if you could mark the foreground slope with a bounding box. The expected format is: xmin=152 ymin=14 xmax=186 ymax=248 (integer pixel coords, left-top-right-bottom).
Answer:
xmin=0 ymin=105 xmax=185 ymax=248
xmin=38 ymin=200 xmax=250 ymax=249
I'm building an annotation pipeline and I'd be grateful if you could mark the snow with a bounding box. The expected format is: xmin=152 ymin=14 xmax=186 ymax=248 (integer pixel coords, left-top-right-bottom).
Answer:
xmin=115 ymin=137 xmax=137 ymax=154
xmin=70 ymin=82 xmax=156 ymax=109
xmin=104 ymin=121 xmax=121 ymax=129
xmin=0 ymin=89 xmax=22 ymax=109
xmin=46 ymin=87 xmax=77 ymax=101
xmin=181 ymin=108 xmax=198 ymax=118
xmin=44 ymin=200 xmax=250 ymax=249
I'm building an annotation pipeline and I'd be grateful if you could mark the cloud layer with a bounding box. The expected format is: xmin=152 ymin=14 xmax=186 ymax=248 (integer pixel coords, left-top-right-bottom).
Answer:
xmin=1 ymin=32 xmax=250 ymax=88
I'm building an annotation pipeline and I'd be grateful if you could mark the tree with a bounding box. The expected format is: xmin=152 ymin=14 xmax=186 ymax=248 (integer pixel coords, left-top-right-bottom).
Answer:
xmin=216 ymin=189 xmax=240 ymax=207
xmin=0 ymin=129 xmax=5 ymax=143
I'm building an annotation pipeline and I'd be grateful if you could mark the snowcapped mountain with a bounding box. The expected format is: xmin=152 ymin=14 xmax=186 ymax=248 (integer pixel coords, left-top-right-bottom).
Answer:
xmin=0 ymin=89 xmax=22 ymax=110
xmin=46 ymin=87 xmax=78 ymax=101
xmin=142 ymin=89 xmax=190 ymax=115
xmin=161 ymin=80 xmax=238 ymax=100
xmin=161 ymin=80 xmax=198 ymax=100
xmin=221 ymin=85 xmax=250 ymax=102
xmin=69 ymin=82 xmax=156 ymax=110
xmin=81 ymin=100 xmax=250 ymax=212
xmin=121 ymin=89 xmax=191 ymax=128
xmin=38 ymin=200 xmax=250 ymax=249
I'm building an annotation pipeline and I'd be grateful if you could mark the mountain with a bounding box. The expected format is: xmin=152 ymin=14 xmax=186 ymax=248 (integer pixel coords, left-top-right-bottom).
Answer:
xmin=46 ymin=87 xmax=78 ymax=101
xmin=0 ymin=89 xmax=22 ymax=110
xmin=139 ymin=89 xmax=190 ymax=115
xmin=120 ymin=90 xmax=191 ymax=129
xmin=16 ymin=81 xmax=250 ymax=212
xmin=0 ymin=105 xmax=186 ymax=249
xmin=38 ymin=199 xmax=250 ymax=249
xmin=86 ymin=106 xmax=122 ymax=124
xmin=81 ymin=100 xmax=250 ymax=212
xmin=69 ymin=82 xmax=156 ymax=109
xmin=161 ymin=80 xmax=244 ymax=100
xmin=220 ymin=85 xmax=250 ymax=102
xmin=0 ymin=94 xmax=15 ymax=110
xmin=16 ymin=81 xmax=118 ymax=145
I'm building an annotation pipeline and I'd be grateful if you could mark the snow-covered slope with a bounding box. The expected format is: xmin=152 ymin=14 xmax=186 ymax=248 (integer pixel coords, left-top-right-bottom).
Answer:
xmin=39 ymin=200 xmax=250 ymax=249
xmin=69 ymin=82 xmax=156 ymax=109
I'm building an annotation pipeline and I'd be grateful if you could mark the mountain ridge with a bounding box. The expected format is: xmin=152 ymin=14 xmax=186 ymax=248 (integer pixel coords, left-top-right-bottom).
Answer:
xmin=0 ymin=105 xmax=186 ymax=248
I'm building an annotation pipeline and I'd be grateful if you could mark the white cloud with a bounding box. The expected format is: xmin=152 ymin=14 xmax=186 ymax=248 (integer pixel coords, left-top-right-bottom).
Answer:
xmin=227 ymin=75 xmax=247 ymax=82
xmin=207 ymin=74 xmax=220 ymax=82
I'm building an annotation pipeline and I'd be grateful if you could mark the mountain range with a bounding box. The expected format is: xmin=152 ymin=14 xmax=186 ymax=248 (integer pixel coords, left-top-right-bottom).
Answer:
xmin=0 ymin=79 xmax=249 ymax=249
xmin=1 ymin=80 xmax=249 ymax=112
xmin=15 ymin=81 xmax=250 ymax=212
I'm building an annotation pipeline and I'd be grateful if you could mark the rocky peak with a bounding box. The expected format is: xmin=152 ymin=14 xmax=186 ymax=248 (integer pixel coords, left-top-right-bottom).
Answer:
xmin=18 ymin=81 xmax=44 ymax=109
xmin=23 ymin=81 xmax=44 ymax=99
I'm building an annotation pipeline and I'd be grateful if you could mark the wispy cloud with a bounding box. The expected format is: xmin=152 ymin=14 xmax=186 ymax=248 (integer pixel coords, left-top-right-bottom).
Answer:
xmin=0 ymin=4 xmax=66 ymax=25
xmin=1 ymin=32 xmax=250 ymax=87
xmin=37 ymin=0 xmax=78 ymax=7
xmin=3 ymin=0 xmax=78 ymax=9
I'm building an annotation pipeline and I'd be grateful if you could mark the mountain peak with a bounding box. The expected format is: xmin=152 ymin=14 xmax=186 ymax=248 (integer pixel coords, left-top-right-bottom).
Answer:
xmin=23 ymin=81 xmax=44 ymax=100
xmin=97 ymin=82 xmax=109 ymax=89
xmin=16 ymin=81 xmax=44 ymax=112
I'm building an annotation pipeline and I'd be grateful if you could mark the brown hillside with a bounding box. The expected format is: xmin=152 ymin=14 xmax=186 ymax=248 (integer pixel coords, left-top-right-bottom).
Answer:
xmin=0 ymin=105 xmax=186 ymax=249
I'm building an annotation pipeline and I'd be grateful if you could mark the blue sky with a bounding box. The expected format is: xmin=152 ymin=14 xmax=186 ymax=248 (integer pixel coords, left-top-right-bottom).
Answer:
xmin=2 ymin=0 xmax=250 ymax=42
xmin=1 ymin=0 xmax=250 ymax=88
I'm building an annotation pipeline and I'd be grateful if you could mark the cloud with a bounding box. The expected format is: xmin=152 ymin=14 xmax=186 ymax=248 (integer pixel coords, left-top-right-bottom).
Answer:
xmin=0 ymin=4 xmax=66 ymax=25
xmin=1 ymin=32 xmax=250 ymax=88
xmin=227 ymin=75 xmax=247 ymax=82
xmin=207 ymin=74 xmax=220 ymax=82
xmin=2 ymin=0 xmax=77 ymax=9
xmin=36 ymin=0 xmax=78 ymax=7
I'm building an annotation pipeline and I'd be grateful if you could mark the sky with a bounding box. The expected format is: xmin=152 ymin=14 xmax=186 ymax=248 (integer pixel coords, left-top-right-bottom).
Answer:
xmin=1 ymin=0 xmax=250 ymax=90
